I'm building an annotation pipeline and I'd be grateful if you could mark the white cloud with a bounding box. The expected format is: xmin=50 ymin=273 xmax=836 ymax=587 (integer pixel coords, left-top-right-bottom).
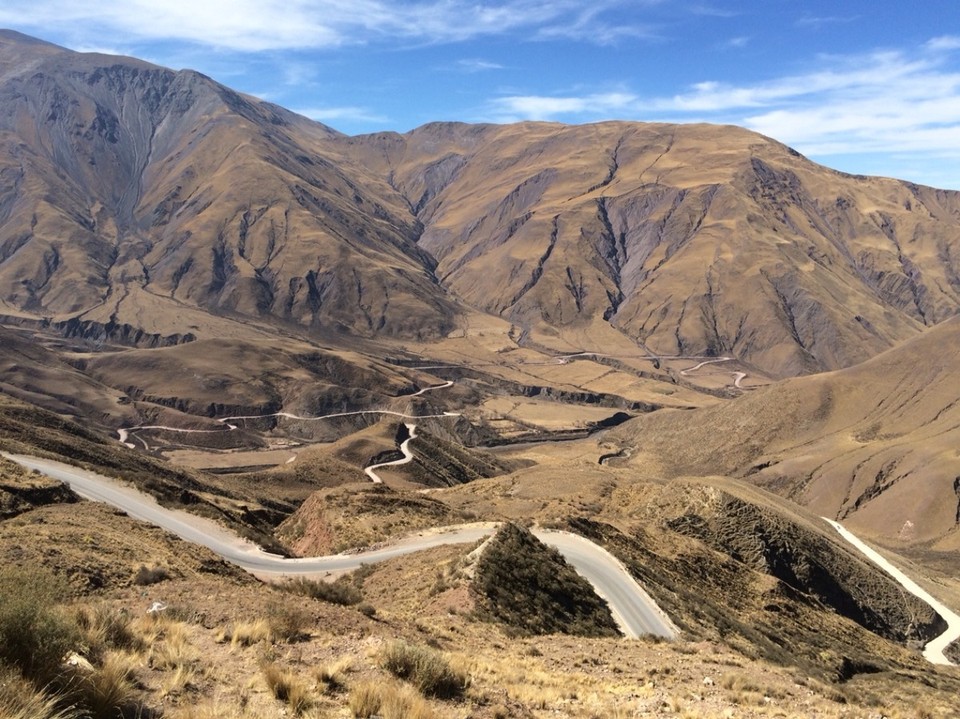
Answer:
xmin=485 ymin=38 xmax=960 ymax=173
xmin=0 ymin=0 xmax=654 ymax=51
xmin=456 ymin=59 xmax=505 ymax=73
xmin=292 ymin=105 xmax=388 ymax=124
xmin=490 ymin=91 xmax=638 ymax=121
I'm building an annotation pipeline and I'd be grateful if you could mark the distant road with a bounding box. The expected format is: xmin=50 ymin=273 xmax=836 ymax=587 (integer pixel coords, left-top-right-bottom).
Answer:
xmin=824 ymin=518 xmax=959 ymax=666
xmin=3 ymin=453 xmax=677 ymax=640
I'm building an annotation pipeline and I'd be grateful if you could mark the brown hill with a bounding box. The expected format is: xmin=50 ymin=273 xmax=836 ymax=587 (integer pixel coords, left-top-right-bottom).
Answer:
xmin=2 ymin=30 xmax=960 ymax=383
xmin=346 ymin=121 xmax=960 ymax=376
xmin=608 ymin=316 xmax=960 ymax=551
xmin=0 ymin=30 xmax=457 ymax=342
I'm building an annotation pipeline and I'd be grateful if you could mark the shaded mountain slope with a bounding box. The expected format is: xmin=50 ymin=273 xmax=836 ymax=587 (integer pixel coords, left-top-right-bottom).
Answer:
xmin=347 ymin=121 xmax=960 ymax=376
xmin=0 ymin=30 xmax=457 ymax=341
xmin=609 ymin=317 xmax=960 ymax=548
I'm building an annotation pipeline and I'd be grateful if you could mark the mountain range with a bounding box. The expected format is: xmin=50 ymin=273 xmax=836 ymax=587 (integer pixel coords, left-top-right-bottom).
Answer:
xmin=1 ymin=29 xmax=960 ymax=717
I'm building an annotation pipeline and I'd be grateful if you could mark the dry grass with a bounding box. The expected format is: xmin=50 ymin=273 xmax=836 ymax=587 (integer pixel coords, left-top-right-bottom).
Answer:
xmin=348 ymin=680 xmax=435 ymax=719
xmin=0 ymin=666 xmax=80 ymax=719
xmin=223 ymin=618 xmax=273 ymax=648
xmin=63 ymin=652 xmax=140 ymax=719
xmin=315 ymin=656 xmax=353 ymax=694
xmin=380 ymin=640 xmax=468 ymax=699
xmin=261 ymin=663 xmax=311 ymax=716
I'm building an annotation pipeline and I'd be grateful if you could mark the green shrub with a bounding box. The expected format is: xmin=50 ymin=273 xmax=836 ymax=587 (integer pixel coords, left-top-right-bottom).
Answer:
xmin=0 ymin=567 xmax=78 ymax=683
xmin=379 ymin=641 xmax=467 ymax=699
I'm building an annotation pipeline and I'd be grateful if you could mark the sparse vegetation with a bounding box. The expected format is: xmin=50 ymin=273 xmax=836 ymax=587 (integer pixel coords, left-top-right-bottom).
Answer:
xmin=473 ymin=523 xmax=619 ymax=637
xmin=262 ymin=662 xmax=311 ymax=715
xmin=379 ymin=640 xmax=468 ymax=699
xmin=281 ymin=576 xmax=362 ymax=606
xmin=264 ymin=601 xmax=312 ymax=642
xmin=0 ymin=566 xmax=78 ymax=683
xmin=132 ymin=564 xmax=171 ymax=586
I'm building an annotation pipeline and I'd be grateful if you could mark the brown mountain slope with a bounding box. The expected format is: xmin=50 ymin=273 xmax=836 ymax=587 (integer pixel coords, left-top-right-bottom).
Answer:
xmin=607 ymin=316 xmax=960 ymax=550
xmin=346 ymin=121 xmax=960 ymax=376
xmin=0 ymin=30 xmax=457 ymax=341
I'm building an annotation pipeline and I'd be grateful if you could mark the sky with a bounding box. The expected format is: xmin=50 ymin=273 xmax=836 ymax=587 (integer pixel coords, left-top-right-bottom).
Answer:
xmin=3 ymin=1 xmax=960 ymax=188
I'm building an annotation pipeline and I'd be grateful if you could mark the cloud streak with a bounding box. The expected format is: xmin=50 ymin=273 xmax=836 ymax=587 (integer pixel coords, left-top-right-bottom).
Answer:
xmin=0 ymin=0 xmax=654 ymax=51
xmin=486 ymin=39 xmax=960 ymax=166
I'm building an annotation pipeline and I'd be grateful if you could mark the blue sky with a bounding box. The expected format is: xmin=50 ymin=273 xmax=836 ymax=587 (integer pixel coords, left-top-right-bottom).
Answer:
xmin=4 ymin=1 xmax=960 ymax=188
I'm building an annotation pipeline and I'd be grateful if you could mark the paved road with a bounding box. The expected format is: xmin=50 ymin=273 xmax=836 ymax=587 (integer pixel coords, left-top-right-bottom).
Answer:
xmin=364 ymin=422 xmax=419 ymax=484
xmin=824 ymin=518 xmax=959 ymax=666
xmin=3 ymin=453 xmax=677 ymax=640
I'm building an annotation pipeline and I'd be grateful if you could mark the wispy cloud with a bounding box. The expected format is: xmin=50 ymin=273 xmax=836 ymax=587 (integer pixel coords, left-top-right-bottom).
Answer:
xmin=456 ymin=58 xmax=505 ymax=73
xmin=292 ymin=105 xmax=388 ymax=124
xmin=721 ymin=36 xmax=749 ymax=50
xmin=485 ymin=39 xmax=960 ymax=167
xmin=0 ymin=0 xmax=656 ymax=51
xmin=794 ymin=14 xmax=859 ymax=29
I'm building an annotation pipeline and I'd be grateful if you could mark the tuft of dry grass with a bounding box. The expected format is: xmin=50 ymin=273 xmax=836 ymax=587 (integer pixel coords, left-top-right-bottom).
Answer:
xmin=380 ymin=640 xmax=468 ymax=699
xmin=223 ymin=618 xmax=272 ymax=648
xmin=0 ymin=665 xmax=81 ymax=719
xmin=348 ymin=680 xmax=435 ymax=719
xmin=315 ymin=656 xmax=353 ymax=694
xmin=62 ymin=652 xmax=141 ymax=719
xmin=261 ymin=662 xmax=311 ymax=716
xmin=74 ymin=604 xmax=144 ymax=661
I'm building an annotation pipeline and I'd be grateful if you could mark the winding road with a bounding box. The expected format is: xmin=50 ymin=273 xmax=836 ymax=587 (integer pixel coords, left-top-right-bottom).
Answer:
xmin=2 ymin=453 xmax=677 ymax=640
xmin=824 ymin=519 xmax=959 ymax=666
xmin=364 ymin=422 xmax=419 ymax=483
xmin=118 ymin=381 xmax=460 ymax=453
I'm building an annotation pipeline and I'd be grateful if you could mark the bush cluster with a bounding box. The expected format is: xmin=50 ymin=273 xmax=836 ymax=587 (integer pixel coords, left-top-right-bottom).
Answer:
xmin=473 ymin=523 xmax=619 ymax=637
xmin=379 ymin=640 xmax=467 ymax=699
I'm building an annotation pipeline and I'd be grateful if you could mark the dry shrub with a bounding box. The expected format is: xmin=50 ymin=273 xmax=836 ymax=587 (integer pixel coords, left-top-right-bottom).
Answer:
xmin=380 ymin=640 xmax=468 ymax=699
xmin=132 ymin=565 xmax=171 ymax=586
xmin=262 ymin=663 xmax=311 ymax=715
xmin=265 ymin=602 xmax=311 ymax=643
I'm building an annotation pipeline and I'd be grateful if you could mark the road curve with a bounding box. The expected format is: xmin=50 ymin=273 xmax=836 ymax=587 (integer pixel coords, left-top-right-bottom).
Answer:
xmin=3 ymin=453 xmax=677 ymax=640
xmin=364 ymin=422 xmax=419 ymax=483
xmin=824 ymin=518 xmax=959 ymax=666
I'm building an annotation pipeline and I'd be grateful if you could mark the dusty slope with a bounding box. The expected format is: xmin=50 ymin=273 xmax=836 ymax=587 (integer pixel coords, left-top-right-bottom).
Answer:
xmin=347 ymin=121 xmax=960 ymax=376
xmin=609 ymin=316 xmax=960 ymax=548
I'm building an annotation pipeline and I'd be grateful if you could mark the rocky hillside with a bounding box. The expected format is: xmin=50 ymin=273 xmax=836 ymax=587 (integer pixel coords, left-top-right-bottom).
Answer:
xmin=346 ymin=121 xmax=960 ymax=376
xmin=0 ymin=30 xmax=458 ymax=341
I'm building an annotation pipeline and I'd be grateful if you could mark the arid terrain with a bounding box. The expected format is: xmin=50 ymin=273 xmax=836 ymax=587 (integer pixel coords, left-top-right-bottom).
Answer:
xmin=2 ymin=29 xmax=960 ymax=719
